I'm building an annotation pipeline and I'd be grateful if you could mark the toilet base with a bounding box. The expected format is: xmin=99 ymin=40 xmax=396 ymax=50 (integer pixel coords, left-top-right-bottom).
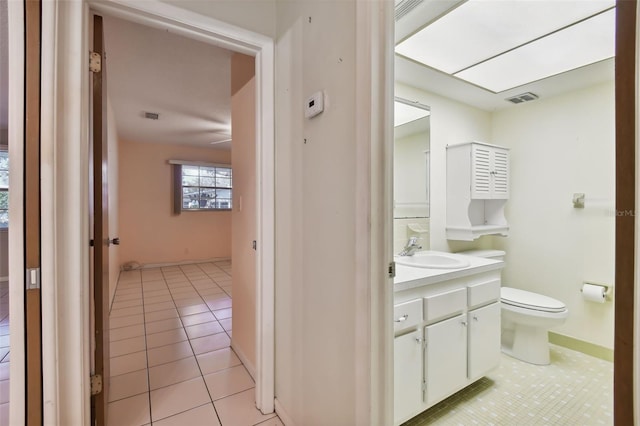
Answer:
xmin=501 ymin=323 xmax=551 ymax=365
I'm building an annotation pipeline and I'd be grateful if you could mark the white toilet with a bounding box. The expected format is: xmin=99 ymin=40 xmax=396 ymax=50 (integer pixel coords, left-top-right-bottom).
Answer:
xmin=459 ymin=250 xmax=569 ymax=365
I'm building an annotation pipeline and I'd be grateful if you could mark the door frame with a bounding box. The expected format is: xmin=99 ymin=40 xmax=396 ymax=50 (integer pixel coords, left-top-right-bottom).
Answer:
xmin=36 ymin=0 xmax=275 ymax=422
xmin=6 ymin=2 xmax=26 ymax=425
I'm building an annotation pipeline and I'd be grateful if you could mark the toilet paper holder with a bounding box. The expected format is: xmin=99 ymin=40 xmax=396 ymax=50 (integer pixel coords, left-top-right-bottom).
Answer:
xmin=581 ymin=282 xmax=611 ymax=301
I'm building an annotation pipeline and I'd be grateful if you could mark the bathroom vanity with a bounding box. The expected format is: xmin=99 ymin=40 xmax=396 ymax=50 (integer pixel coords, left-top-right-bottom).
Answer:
xmin=393 ymin=252 xmax=504 ymax=425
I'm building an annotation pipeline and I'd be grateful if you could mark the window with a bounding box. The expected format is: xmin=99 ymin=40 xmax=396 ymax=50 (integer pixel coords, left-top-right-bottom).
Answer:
xmin=174 ymin=163 xmax=232 ymax=212
xmin=0 ymin=151 xmax=7 ymax=228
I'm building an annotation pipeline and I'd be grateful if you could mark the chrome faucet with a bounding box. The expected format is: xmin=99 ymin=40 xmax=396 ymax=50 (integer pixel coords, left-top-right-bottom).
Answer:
xmin=399 ymin=236 xmax=422 ymax=256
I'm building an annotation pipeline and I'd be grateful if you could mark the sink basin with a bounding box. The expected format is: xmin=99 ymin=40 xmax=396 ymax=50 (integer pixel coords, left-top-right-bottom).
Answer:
xmin=395 ymin=252 xmax=470 ymax=269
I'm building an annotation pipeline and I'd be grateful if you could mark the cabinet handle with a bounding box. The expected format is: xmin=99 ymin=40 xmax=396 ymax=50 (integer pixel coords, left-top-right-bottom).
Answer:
xmin=415 ymin=338 xmax=422 ymax=344
xmin=395 ymin=314 xmax=408 ymax=323
xmin=473 ymin=316 xmax=478 ymax=321
xmin=460 ymin=321 xmax=467 ymax=327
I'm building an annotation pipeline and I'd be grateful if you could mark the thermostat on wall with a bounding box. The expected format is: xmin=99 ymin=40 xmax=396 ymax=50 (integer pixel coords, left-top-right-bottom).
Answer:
xmin=305 ymin=91 xmax=324 ymax=119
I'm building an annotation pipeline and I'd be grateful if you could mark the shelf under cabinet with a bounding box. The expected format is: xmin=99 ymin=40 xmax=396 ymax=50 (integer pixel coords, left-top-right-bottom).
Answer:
xmin=446 ymin=224 xmax=509 ymax=241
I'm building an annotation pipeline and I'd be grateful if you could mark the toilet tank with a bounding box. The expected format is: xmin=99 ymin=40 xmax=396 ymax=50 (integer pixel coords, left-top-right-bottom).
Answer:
xmin=457 ymin=249 xmax=505 ymax=261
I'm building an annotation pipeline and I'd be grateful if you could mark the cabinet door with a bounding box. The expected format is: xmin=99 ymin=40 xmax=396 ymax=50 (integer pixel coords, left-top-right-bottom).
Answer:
xmin=394 ymin=329 xmax=424 ymax=425
xmin=424 ymin=314 xmax=467 ymax=406
xmin=471 ymin=144 xmax=492 ymax=199
xmin=468 ymin=302 xmax=501 ymax=380
xmin=491 ymin=148 xmax=509 ymax=199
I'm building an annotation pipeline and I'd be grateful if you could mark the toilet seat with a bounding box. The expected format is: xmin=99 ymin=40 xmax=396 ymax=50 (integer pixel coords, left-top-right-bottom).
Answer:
xmin=501 ymin=287 xmax=567 ymax=313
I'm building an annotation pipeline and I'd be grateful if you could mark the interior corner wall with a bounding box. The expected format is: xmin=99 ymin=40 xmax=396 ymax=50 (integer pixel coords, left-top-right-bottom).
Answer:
xmin=491 ymin=81 xmax=615 ymax=349
xmin=394 ymin=83 xmax=492 ymax=254
xmin=107 ymin=98 xmax=119 ymax=306
xmin=118 ymin=140 xmax=232 ymax=267
xmin=274 ymin=0 xmax=359 ymax=423
xmin=230 ymin=53 xmax=257 ymax=373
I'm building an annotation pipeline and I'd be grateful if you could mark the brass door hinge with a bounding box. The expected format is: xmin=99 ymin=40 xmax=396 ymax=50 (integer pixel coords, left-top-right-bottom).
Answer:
xmin=90 ymin=374 xmax=103 ymax=395
xmin=89 ymin=52 xmax=102 ymax=73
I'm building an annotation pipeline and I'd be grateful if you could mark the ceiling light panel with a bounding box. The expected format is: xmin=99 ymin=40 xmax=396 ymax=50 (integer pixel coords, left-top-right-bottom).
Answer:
xmin=395 ymin=0 xmax=614 ymax=74
xmin=455 ymin=9 xmax=615 ymax=93
xmin=395 ymin=101 xmax=430 ymax=127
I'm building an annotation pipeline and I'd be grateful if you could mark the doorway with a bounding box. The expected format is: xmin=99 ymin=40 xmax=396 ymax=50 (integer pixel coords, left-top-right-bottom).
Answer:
xmin=391 ymin=1 xmax=632 ymax=424
xmin=34 ymin=1 xmax=276 ymax=423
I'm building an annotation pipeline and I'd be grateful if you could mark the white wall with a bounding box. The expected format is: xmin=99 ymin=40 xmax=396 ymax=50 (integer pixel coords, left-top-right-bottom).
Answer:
xmin=160 ymin=0 xmax=276 ymax=38
xmin=275 ymin=1 xmax=360 ymax=423
xmin=395 ymin=83 xmax=493 ymax=253
xmin=492 ymin=82 xmax=615 ymax=349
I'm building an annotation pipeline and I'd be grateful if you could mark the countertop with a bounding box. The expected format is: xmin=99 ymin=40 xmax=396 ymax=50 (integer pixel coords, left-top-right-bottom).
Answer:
xmin=394 ymin=252 xmax=504 ymax=292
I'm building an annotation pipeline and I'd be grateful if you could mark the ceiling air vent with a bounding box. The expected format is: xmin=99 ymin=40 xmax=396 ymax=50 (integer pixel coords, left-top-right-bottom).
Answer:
xmin=395 ymin=0 xmax=424 ymax=21
xmin=505 ymin=92 xmax=539 ymax=104
xmin=144 ymin=112 xmax=159 ymax=120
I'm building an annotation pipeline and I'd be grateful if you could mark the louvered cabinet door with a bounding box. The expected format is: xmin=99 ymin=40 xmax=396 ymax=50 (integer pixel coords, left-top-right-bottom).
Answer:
xmin=491 ymin=148 xmax=509 ymax=199
xmin=470 ymin=144 xmax=492 ymax=199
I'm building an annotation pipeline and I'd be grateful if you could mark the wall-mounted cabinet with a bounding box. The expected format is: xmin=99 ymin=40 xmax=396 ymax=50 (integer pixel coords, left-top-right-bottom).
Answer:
xmin=446 ymin=142 xmax=510 ymax=241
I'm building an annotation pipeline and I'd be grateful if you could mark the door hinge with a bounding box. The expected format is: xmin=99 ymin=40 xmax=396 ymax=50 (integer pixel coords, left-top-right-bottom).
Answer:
xmin=252 ymin=240 xmax=257 ymax=250
xmin=89 ymin=51 xmax=102 ymax=73
xmin=25 ymin=268 xmax=40 ymax=290
xmin=422 ymin=379 xmax=427 ymax=394
xmin=388 ymin=261 xmax=396 ymax=279
xmin=90 ymin=374 xmax=103 ymax=395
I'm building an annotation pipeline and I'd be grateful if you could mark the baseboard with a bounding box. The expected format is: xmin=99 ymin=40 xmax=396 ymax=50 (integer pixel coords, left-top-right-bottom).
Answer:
xmin=121 ymin=257 xmax=230 ymax=271
xmin=275 ymin=398 xmax=295 ymax=426
xmin=549 ymin=332 xmax=613 ymax=362
xmin=231 ymin=340 xmax=256 ymax=380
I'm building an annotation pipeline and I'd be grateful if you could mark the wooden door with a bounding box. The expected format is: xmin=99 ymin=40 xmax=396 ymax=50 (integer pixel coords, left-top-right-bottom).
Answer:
xmin=24 ymin=0 xmax=43 ymax=424
xmin=90 ymin=14 xmax=111 ymax=426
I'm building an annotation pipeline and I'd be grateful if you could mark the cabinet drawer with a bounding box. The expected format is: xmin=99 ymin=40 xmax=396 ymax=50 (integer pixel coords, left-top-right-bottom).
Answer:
xmin=394 ymin=299 xmax=423 ymax=332
xmin=423 ymin=288 xmax=467 ymax=323
xmin=467 ymin=279 xmax=500 ymax=308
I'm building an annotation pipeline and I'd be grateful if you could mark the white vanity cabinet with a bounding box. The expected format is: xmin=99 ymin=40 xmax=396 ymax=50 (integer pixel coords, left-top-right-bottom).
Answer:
xmin=393 ymin=299 xmax=424 ymax=425
xmin=394 ymin=269 xmax=502 ymax=425
xmin=424 ymin=313 xmax=467 ymax=406
xmin=446 ymin=142 xmax=510 ymax=241
xmin=468 ymin=302 xmax=501 ymax=380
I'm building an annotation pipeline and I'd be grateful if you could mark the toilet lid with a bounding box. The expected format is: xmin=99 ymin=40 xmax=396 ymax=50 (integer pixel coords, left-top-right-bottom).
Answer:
xmin=501 ymin=287 xmax=567 ymax=313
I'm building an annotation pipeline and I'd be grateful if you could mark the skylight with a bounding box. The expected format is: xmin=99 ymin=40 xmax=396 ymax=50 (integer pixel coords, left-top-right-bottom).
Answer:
xmin=395 ymin=101 xmax=430 ymax=127
xmin=395 ymin=0 xmax=616 ymax=93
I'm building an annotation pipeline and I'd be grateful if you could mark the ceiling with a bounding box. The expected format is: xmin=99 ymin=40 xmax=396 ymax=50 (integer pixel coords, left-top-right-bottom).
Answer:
xmin=103 ymin=16 xmax=233 ymax=150
xmin=394 ymin=0 xmax=616 ymax=111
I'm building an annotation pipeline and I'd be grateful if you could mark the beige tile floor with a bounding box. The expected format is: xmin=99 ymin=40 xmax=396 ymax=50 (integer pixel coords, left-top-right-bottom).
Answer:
xmin=403 ymin=343 xmax=613 ymax=426
xmin=108 ymin=261 xmax=283 ymax=426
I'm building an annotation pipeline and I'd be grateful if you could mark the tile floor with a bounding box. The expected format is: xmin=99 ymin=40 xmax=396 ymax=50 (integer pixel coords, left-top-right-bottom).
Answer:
xmin=108 ymin=260 xmax=282 ymax=426
xmin=0 ymin=280 xmax=9 ymax=425
xmin=403 ymin=344 xmax=613 ymax=426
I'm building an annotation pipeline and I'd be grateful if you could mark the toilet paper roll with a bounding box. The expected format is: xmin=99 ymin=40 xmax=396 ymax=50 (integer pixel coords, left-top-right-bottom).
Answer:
xmin=582 ymin=283 xmax=606 ymax=303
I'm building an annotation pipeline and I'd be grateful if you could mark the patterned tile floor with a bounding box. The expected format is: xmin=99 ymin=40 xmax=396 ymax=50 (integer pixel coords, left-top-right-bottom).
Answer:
xmin=403 ymin=344 xmax=613 ymax=426
xmin=108 ymin=260 xmax=282 ymax=426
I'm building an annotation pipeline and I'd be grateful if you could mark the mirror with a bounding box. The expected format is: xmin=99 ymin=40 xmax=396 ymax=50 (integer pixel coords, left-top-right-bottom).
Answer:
xmin=394 ymin=98 xmax=430 ymax=219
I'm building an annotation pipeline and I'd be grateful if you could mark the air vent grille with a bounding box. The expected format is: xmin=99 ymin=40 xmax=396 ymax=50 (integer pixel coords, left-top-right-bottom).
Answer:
xmin=505 ymin=92 xmax=539 ymax=104
xmin=395 ymin=0 xmax=424 ymax=21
